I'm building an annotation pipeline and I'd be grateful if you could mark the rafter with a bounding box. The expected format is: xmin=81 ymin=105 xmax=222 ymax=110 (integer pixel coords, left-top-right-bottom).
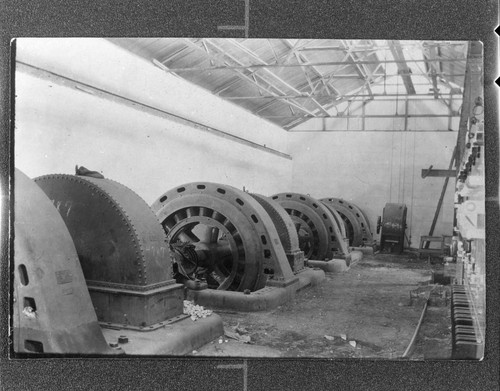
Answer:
xmin=288 ymin=129 xmax=458 ymax=133
xmin=268 ymin=39 xmax=317 ymax=68
xmin=182 ymin=38 xmax=317 ymax=117
xmin=161 ymin=57 xmax=466 ymax=72
xmin=261 ymin=114 xmax=460 ymax=119
xmin=341 ymin=40 xmax=375 ymax=99
xmin=158 ymin=46 xmax=189 ymax=64
xmin=422 ymin=43 xmax=440 ymax=98
xmin=388 ymin=40 xmax=416 ymax=95
xmin=404 ymin=45 xmax=461 ymax=113
xmin=203 ymin=39 xmax=318 ymax=117
xmin=291 ymin=49 xmax=342 ymax=99
xmin=227 ymin=39 xmax=330 ymax=115
xmin=212 ymin=78 xmax=242 ymax=95
xmin=421 ymin=42 xmax=461 ymax=98
xmin=266 ymin=39 xmax=280 ymax=64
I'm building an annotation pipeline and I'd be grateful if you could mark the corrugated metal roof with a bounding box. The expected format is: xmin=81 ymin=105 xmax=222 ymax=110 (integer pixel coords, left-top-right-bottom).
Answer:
xmin=108 ymin=38 xmax=468 ymax=130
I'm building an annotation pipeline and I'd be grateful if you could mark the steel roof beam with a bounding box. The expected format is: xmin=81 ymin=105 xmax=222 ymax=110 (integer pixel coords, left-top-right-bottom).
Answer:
xmin=290 ymin=50 xmax=342 ymax=100
xmin=204 ymin=39 xmax=318 ymax=117
xmin=227 ymin=39 xmax=331 ymax=115
xmin=422 ymin=43 xmax=441 ymax=98
xmin=341 ymin=40 xmax=375 ymax=99
xmin=388 ymin=40 xmax=416 ymax=95
xmin=212 ymin=78 xmax=243 ymax=95
xmin=221 ymin=94 xmax=464 ymax=100
xmin=161 ymin=58 xmax=465 ymax=72
xmin=158 ymin=46 xmax=190 ymax=64
xmin=421 ymin=42 xmax=460 ymax=98
xmin=288 ymin=129 xmax=458 ymax=133
xmin=261 ymin=114 xmax=460 ymax=119
xmin=180 ymin=39 xmax=293 ymax=120
xmin=404 ymin=43 xmax=462 ymax=113
xmin=297 ymin=42 xmax=466 ymax=52
xmin=266 ymin=39 xmax=280 ymax=64
xmin=188 ymin=38 xmax=317 ymax=117
xmin=209 ymin=72 xmax=462 ymax=79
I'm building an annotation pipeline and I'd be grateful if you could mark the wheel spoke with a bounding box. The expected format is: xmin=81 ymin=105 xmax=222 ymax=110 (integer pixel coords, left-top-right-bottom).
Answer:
xmin=210 ymin=270 xmax=224 ymax=285
xmin=163 ymin=219 xmax=176 ymax=230
xmin=217 ymin=275 xmax=233 ymax=290
xmin=209 ymin=227 xmax=220 ymax=243
xmin=186 ymin=207 xmax=196 ymax=218
xmin=178 ymin=230 xmax=198 ymax=243
xmin=196 ymin=224 xmax=213 ymax=243
xmin=212 ymin=242 xmax=232 ymax=260
xmin=212 ymin=210 xmax=224 ymax=222
xmin=173 ymin=212 xmax=183 ymax=224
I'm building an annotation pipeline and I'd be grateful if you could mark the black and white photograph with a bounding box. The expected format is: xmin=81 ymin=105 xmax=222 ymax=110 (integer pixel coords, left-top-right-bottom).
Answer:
xmin=11 ymin=38 xmax=487 ymax=361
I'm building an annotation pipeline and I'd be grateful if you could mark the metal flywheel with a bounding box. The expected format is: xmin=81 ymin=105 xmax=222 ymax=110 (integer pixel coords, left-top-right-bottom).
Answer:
xmin=152 ymin=183 xmax=294 ymax=292
xmin=320 ymin=198 xmax=374 ymax=247
xmin=270 ymin=193 xmax=349 ymax=260
xmin=250 ymin=193 xmax=305 ymax=272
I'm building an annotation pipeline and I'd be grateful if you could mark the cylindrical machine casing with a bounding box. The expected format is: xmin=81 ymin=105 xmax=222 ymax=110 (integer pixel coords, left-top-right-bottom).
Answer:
xmin=380 ymin=203 xmax=407 ymax=253
xmin=35 ymin=174 xmax=184 ymax=329
xmin=14 ymin=169 xmax=118 ymax=354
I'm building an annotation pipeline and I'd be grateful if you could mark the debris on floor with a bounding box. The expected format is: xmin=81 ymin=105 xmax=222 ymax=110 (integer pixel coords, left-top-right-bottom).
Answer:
xmin=195 ymin=252 xmax=452 ymax=359
xmin=183 ymin=300 xmax=213 ymax=321
xmin=225 ymin=324 xmax=252 ymax=343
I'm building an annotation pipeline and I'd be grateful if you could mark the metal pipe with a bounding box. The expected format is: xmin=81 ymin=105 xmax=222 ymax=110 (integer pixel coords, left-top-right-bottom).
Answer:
xmin=262 ymin=114 xmax=459 ymax=119
xmin=162 ymin=58 xmax=466 ymax=72
xmin=222 ymin=94 xmax=463 ymax=100
xmin=16 ymin=61 xmax=292 ymax=160
xmin=288 ymin=129 xmax=457 ymax=133
xmin=401 ymin=297 xmax=429 ymax=358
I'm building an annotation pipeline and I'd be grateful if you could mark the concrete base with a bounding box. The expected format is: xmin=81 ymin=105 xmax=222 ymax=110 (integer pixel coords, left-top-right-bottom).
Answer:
xmin=307 ymin=249 xmax=363 ymax=272
xmin=101 ymin=314 xmax=223 ymax=355
xmin=350 ymin=246 xmax=375 ymax=256
xmin=296 ymin=267 xmax=326 ymax=291
xmin=349 ymin=250 xmax=364 ymax=265
xmin=307 ymin=259 xmax=349 ymax=273
xmin=187 ymin=267 xmax=325 ymax=312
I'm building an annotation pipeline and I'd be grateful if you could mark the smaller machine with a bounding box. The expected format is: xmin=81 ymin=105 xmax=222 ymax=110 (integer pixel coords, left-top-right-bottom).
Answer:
xmin=377 ymin=203 xmax=407 ymax=253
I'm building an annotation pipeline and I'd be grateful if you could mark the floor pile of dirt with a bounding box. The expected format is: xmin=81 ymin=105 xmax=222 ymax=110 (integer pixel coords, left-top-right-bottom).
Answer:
xmin=194 ymin=252 xmax=451 ymax=359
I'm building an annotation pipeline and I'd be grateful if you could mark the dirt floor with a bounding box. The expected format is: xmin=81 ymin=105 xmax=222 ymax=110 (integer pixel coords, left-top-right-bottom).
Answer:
xmin=192 ymin=251 xmax=452 ymax=359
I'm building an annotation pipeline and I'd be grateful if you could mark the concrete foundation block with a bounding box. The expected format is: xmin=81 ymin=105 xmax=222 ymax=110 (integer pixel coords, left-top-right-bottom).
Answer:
xmin=187 ymin=284 xmax=297 ymax=312
xmin=350 ymin=246 xmax=374 ymax=256
xmin=349 ymin=250 xmax=364 ymax=265
xmin=296 ymin=267 xmax=326 ymax=291
xmin=307 ymin=259 xmax=349 ymax=273
xmin=101 ymin=314 xmax=224 ymax=355
xmin=185 ymin=267 xmax=325 ymax=312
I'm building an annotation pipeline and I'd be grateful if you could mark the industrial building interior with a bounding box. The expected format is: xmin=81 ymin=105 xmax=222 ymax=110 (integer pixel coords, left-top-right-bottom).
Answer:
xmin=13 ymin=38 xmax=485 ymax=359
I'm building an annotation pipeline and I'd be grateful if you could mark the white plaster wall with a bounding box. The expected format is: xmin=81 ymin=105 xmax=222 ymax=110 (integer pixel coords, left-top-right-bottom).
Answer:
xmin=288 ymin=131 xmax=457 ymax=248
xmin=15 ymin=39 xmax=292 ymax=204
xmin=16 ymin=38 xmax=287 ymax=152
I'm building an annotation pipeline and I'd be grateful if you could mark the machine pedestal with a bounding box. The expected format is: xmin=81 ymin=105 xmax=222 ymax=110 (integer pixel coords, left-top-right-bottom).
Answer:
xmin=186 ymin=268 xmax=325 ymax=312
xmin=101 ymin=314 xmax=224 ymax=355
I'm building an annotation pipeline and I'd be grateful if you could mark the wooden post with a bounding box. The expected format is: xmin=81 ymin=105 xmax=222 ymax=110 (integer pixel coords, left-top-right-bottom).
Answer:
xmin=425 ymin=146 xmax=457 ymax=248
